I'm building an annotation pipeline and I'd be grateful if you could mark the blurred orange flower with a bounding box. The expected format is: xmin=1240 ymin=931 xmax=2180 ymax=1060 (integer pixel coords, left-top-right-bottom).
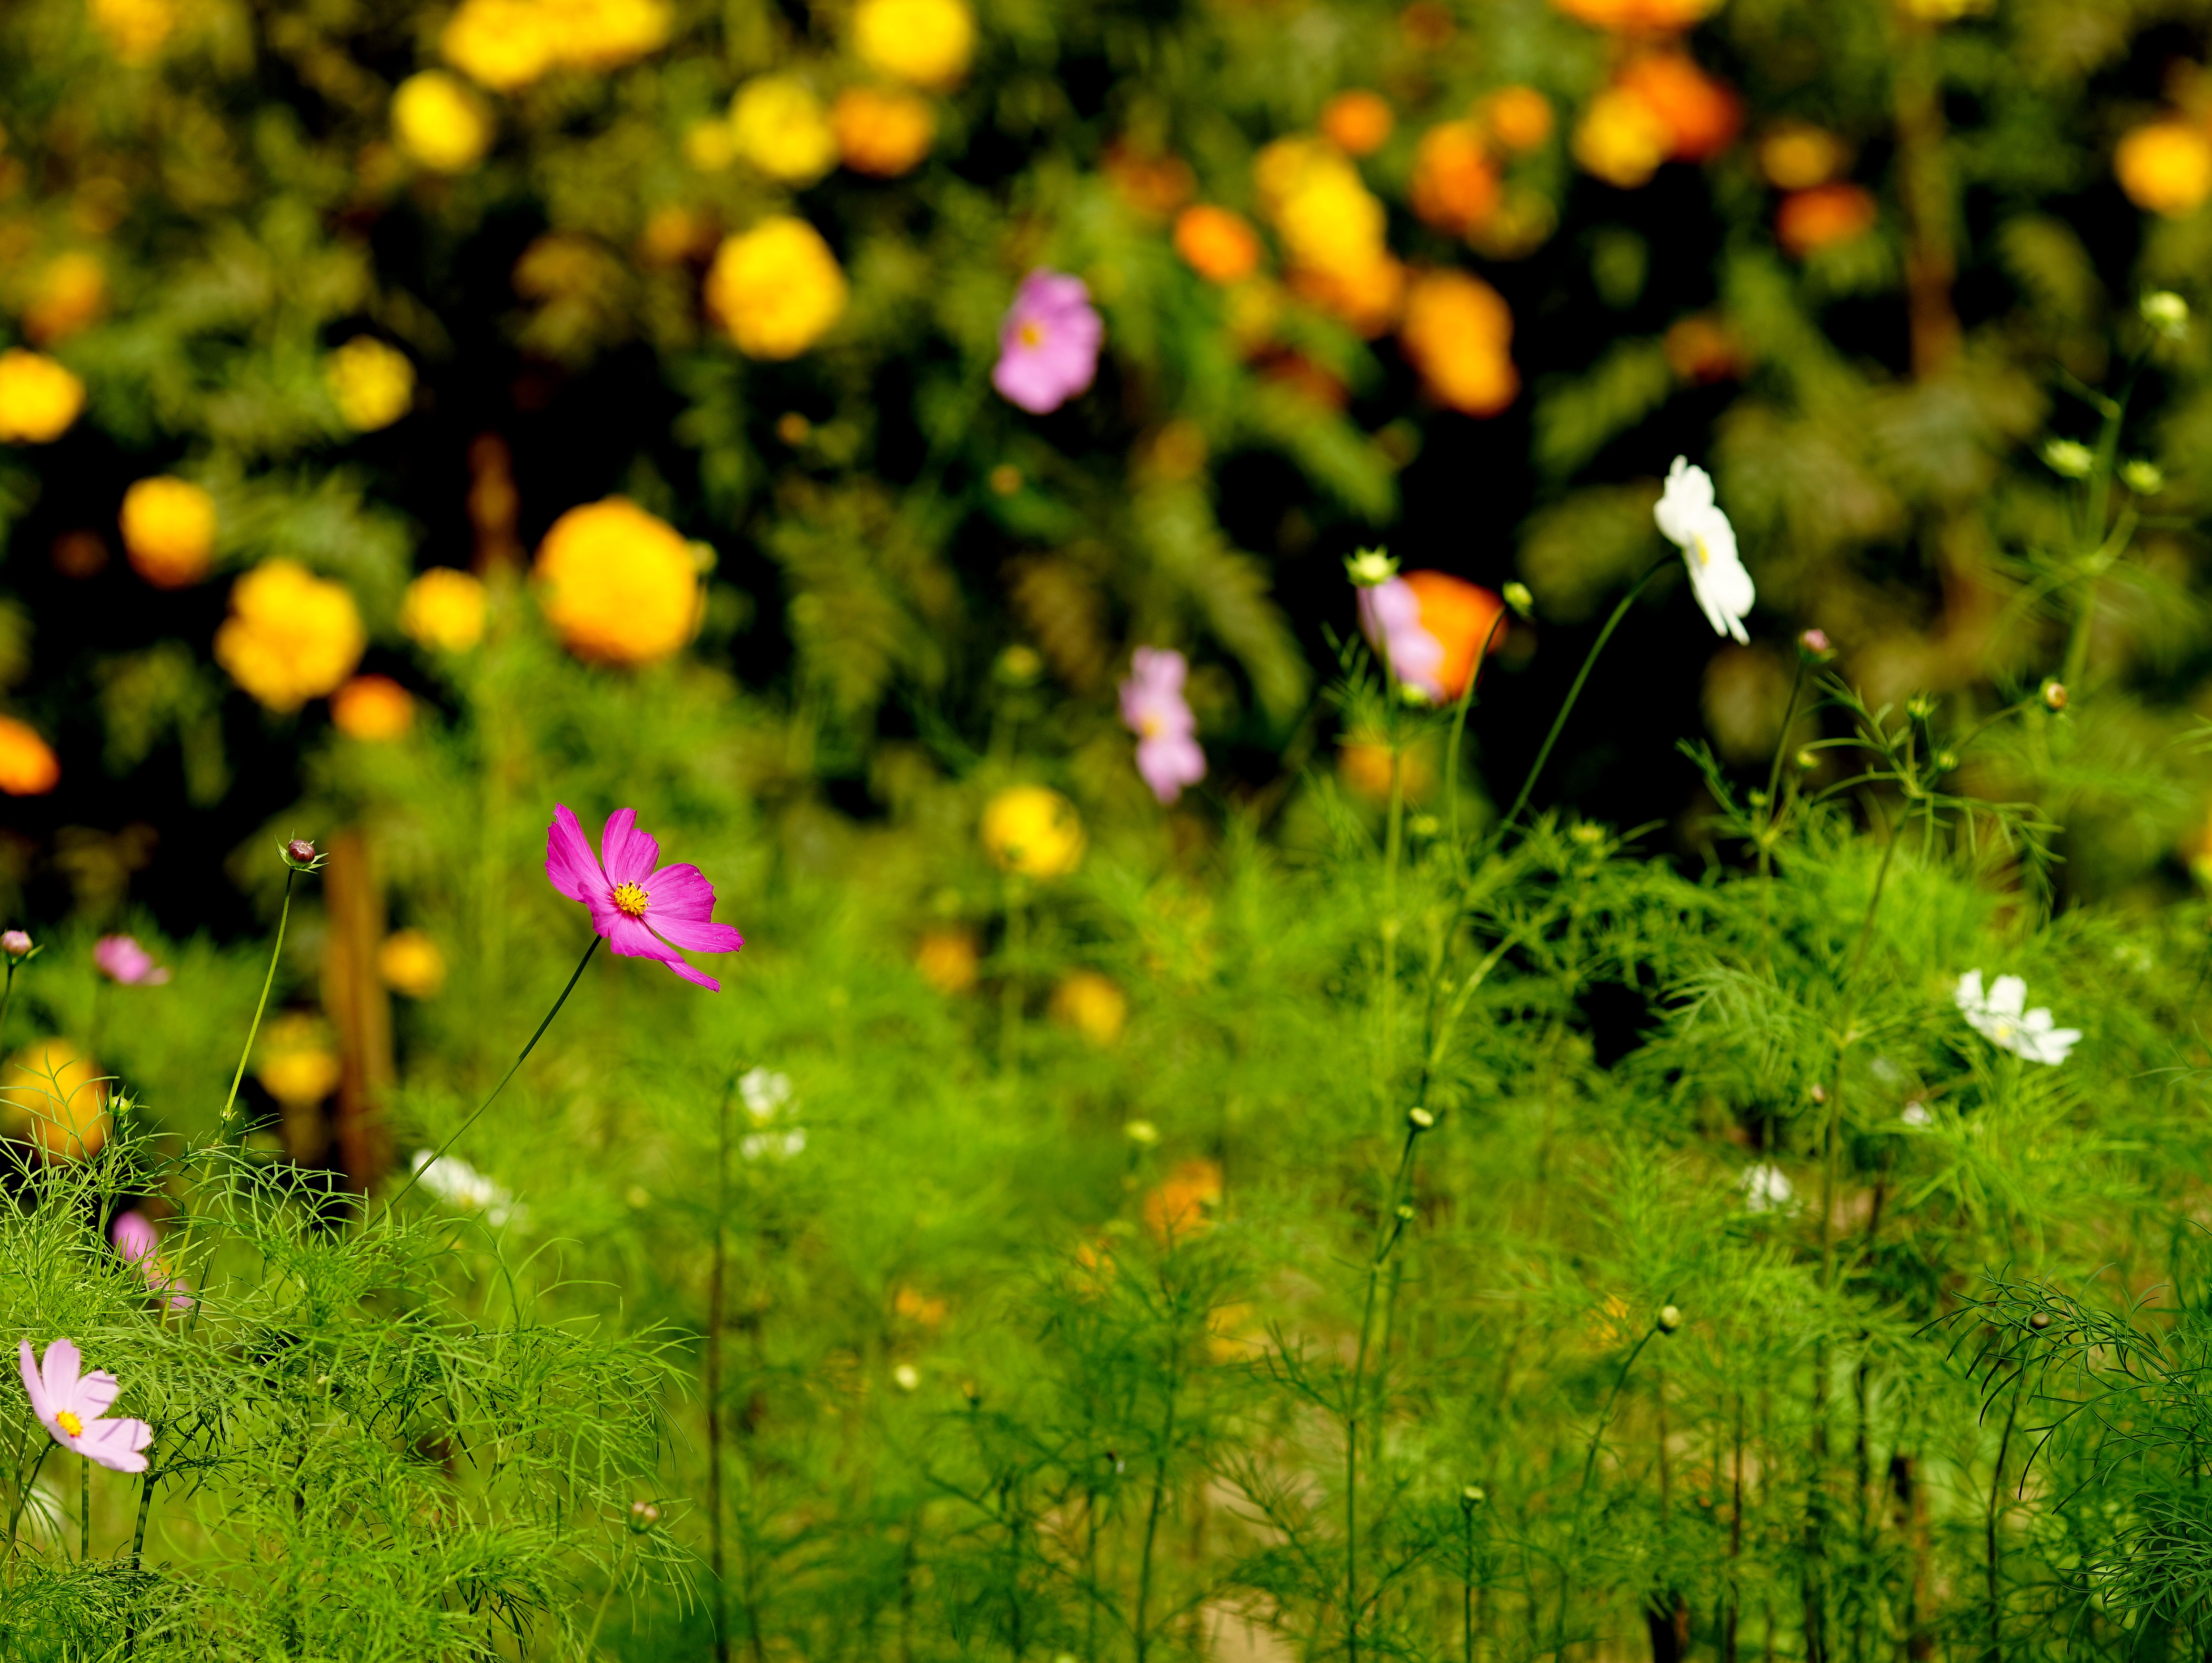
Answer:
xmin=1143 ymin=1158 xmax=1222 ymax=1243
xmin=2116 ymin=122 xmax=2212 ymax=218
xmin=1338 ymin=738 xmax=1436 ymax=802
xmin=332 ymin=675 xmax=415 ymax=741
xmin=915 ymin=926 xmax=979 ymax=993
xmin=23 ymin=253 xmax=106 ymax=345
xmin=1409 ymin=122 xmax=1502 ymax=237
xmin=1616 ymin=55 xmax=1741 ymax=162
xmin=1484 ymin=87 xmax=1555 ymax=152
xmin=1320 ymin=90 xmax=1394 ymax=157
xmin=1050 ymin=972 xmax=1127 ymax=1046
xmin=1399 ymin=270 xmax=1518 ymax=416
xmin=1777 ymin=182 xmax=1878 ymax=256
xmin=533 ymin=497 xmax=701 ymax=666
xmin=1173 ymin=205 xmax=1262 ymax=283
xmin=1550 ymin=0 xmax=1720 ymax=29
xmin=893 ymin=1285 xmax=948 ymax=1327
xmin=834 ymin=87 xmax=935 ymax=177
xmin=120 ymin=476 xmax=217 ymax=589
xmin=0 ymin=718 xmax=60 ymax=796
xmin=0 ymin=350 xmax=86 ymax=444
xmin=1406 ymin=571 xmax=1507 ymax=700
xmin=1104 ymin=145 xmax=1196 ymax=219
xmin=1663 ymin=313 xmax=1745 ymax=382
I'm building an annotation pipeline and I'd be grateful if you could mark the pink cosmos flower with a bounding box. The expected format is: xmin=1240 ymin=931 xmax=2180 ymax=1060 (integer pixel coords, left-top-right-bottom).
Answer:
xmin=992 ymin=271 xmax=1103 ymax=415
xmin=544 ymin=806 xmax=744 ymax=991
xmin=1119 ymin=648 xmax=1207 ymax=805
xmin=1356 ymin=578 xmax=1446 ymax=701
xmin=93 ymin=935 xmax=169 ymax=986
xmin=17 ymin=1339 xmax=152 ymax=1473
xmin=111 ymin=1210 xmax=192 ymax=1311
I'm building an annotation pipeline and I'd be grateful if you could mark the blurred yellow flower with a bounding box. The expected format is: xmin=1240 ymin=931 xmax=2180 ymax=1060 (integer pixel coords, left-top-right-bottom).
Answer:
xmin=120 ymin=476 xmax=217 ymax=590
xmin=916 ymin=926 xmax=980 ymax=993
xmin=377 ymin=929 xmax=448 ymax=998
xmin=331 ymin=674 xmax=415 ymax=741
xmin=1758 ymin=121 xmax=1849 ymax=190
xmin=442 ymin=0 xmax=556 ymax=89
xmin=1399 ymin=270 xmax=1518 ymax=416
xmin=2117 ymin=122 xmax=2212 ymax=219
xmin=1550 ymin=0 xmax=1719 ymax=27
xmin=730 ymin=76 xmax=838 ymax=184
xmin=1050 ymin=972 xmax=1127 ymax=1047
xmin=0 ymin=718 xmax=60 ymax=796
xmin=549 ymin=0 xmax=673 ymax=70
xmin=684 ymin=119 xmax=739 ymax=172
xmin=1409 ymin=120 xmax=1501 ymax=237
xmin=834 ymin=87 xmax=936 ymax=177
xmin=1338 ymin=737 xmax=1435 ymax=802
xmin=0 ymin=350 xmax=86 ymax=444
xmin=533 ymin=497 xmax=701 ymax=666
xmin=982 ymin=785 xmax=1085 ymax=878
xmin=1573 ymin=84 xmax=1670 ymax=189
xmin=326 ymin=338 xmax=415 ymax=431
xmin=23 ymin=253 xmax=107 ymax=345
xmin=1255 ymin=136 xmax=1401 ymax=334
xmin=88 ymin=0 xmax=177 ymax=61
xmin=400 ymin=568 xmax=489 ymax=651
xmin=706 ymin=217 xmax=848 ymax=359
xmin=2 ymin=1039 xmax=108 ymax=1160
xmin=214 ymin=560 xmax=366 ymax=712
xmin=258 ymin=1047 xmax=340 ymax=1109
xmin=893 ymin=1285 xmax=948 ymax=1327
xmin=853 ymin=0 xmax=975 ymax=89
xmin=393 ymin=71 xmax=493 ymax=173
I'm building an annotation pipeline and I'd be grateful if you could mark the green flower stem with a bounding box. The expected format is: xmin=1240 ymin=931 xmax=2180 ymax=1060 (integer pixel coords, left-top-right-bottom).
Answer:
xmin=380 ymin=933 xmax=601 ymax=1217
xmin=78 ymin=1453 xmax=87 ymax=1562
xmin=0 ymin=957 xmax=17 ymax=1055
xmin=1500 ymin=560 xmax=1670 ymax=838
xmin=4 ymin=1438 xmax=51 ymax=1584
xmin=123 ymin=1462 xmax=158 ymax=1658
xmin=1345 ymin=1124 xmax=1424 ymax=1663
xmin=1445 ymin=608 xmax=1513 ymax=849
xmin=218 ymin=866 xmax=299 ymax=1131
xmin=1558 ymin=1322 xmax=1660 ymax=1660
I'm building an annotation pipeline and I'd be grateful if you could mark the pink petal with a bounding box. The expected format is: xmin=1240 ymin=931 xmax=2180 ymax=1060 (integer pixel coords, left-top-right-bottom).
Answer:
xmin=607 ymin=915 xmax=722 ymax=990
xmin=599 ymin=809 xmax=660 ymax=887
xmin=642 ymin=863 xmax=717 ymax=921
xmin=18 ymin=1340 xmax=50 ymax=1423
xmin=40 ymin=1339 xmax=80 ymax=1412
xmin=72 ymin=1368 xmax=120 ymax=1420
xmin=78 ymin=1416 xmax=151 ymax=1473
xmin=545 ymin=805 xmax=607 ymax=904
xmin=649 ymin=915 xmax=744 ymax=955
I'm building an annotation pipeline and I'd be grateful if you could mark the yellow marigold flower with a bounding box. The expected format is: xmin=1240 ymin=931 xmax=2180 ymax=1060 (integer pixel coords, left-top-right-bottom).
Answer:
xmin=853 ymin=0 xmax=975 ymax=90
xmin=1050 ymin=972 xmax=1127 ymax=1047
xmin=1484 ymin=86 xmax=1555 ymax=153
xmin=393 ymin=71 xmax=493 ymax=173
xmin=214 ymin=560 xmax=367 ymax=712
xmin=1572 ymin=84 xmax=1671 ymax=190
xmin=684 ymin=120 xmax=739 ymax=172
xmin=258 ymin=1048 xmax=340 ymax=1109
xmin=87 ymin=0 xmax=177 ymax=61
xmin=981 ymin=785 xmax=1085 ymax=879
xmin=120 ymin=476 xmax=218 ymax=590
xmin=0 ymin=350 xmax=86 ymax=445
xmin=2 ymin=1039 xmax=108 ymax=1161
xmin=400 ymin=567 xmax=489 ymax=651
xmin=2117 ymin=122 xmax=2212 ymax=219
xmin=377 ymin=929 xmax=448 ymax=998
xmin=533 ymin=497 xmax=701 ymax=666
xmin=0 ymin=717 xmax=60 ymax=796
xmin=729 ymin=75 xmax=838 ymax=185
xmin=915 ymin=926 xmax=979 ymax=993
xmin=1759 ymin=120 xmax=1848 ymax=190
xmin=326 ymin=338 xmax=415 ymax=431
xmin=705 ymin=217 xmax=848 ymax=360
xmin=442 ymin=0 xmax=556 ymax=90
xmin=834 ymin=87 xmax=936 ymax=178
xmin=331 ymin=674 xmax=415 ymax=741
xmin=545 ymin=0 xmax=672 ymax=70
xmin=1400 ymin=270 xmax=1518 ymax=416
xmin=23 ymin=253 xmax=107 ymax=345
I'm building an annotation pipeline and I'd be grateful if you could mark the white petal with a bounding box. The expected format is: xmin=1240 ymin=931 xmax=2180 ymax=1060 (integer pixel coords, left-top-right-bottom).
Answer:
xmin=1954 ymin=971 xmax=1985 ymax=1012
xmin=1988 ymin=975 xmax=2028 ymax=1017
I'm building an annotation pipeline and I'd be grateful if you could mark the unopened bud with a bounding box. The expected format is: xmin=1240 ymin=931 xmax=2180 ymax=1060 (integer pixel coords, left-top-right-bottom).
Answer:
xmin=1657 ymin=1304 xmax=1683 ymax=1334
xmin=2121 ymin=459 xmax=2165 ymax=495
xmin=2040 ymin=679 xmax=2068 ymax=711
xmin=1797 ymin=628 xmax=1834 ymax=663
xmin=996 ymin=645 xmax=1043 ymax=688
xmin=1502 ymin=581 xmax=1534 ymax=619
xmin=1906 ymin=694 xmax=1937 ymax=722
xmin=1461 ymin=1483 xmax=1486 ymax=1507
xmin=2041 ymin=439 xmax=2093 ymax=479
xmin=282 ymin=838 xmax=322 ymax=871
xmin=1344 ymin=548 xmax=1398 ymax=588
xmin=1394 ymin=1202 xmax=1417 ymax=1223
xmin=1124 ymin=1119 xmax=1159 ymax=1148
xmin=628 ymin=1500 xmax=662 ymax=1532
xmin=1408 ymin=1105 xmax=1436 ymax=1132
xmin=893 ymin=1362 xmax=921 ymax=1392
xmin=2028 ymin=1311 xmax=2052 ymax=1331
xmin=1933 ymin=751 xmax=1958 ymax=774
xmin=1 ymin=931 xmax=30 ymax=959
xmin=2142 ymin=290 xmax=2190 ymax=340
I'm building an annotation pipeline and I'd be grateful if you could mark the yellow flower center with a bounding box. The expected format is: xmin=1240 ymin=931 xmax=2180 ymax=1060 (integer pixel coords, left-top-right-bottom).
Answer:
xmin=1019 ymin=321 xmax=1046 ymax=350
xmin=1138 ymin=712 xmax=1163 ymax=738
xmin=1993 ymin=1019 xmax=2016 ymax=1044
xmin=613 ymin=882 xmax=651 ymax=918
xmin=55 ymin=1410 xmax=82 ymax=1437
xmin=1692 ymin=535 xmax=1712 ymax=568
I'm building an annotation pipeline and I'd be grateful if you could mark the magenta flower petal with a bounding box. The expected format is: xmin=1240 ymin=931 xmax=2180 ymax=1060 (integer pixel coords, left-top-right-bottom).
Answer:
xmin=598 ymin=809 xmax=661 ymax=888
xmin=542 ymin=803 xmax=744 ymax=990
xmin=640 ymin=863 xmax=718 ymax=919
xmin=649 ymin=914 xmax=745 ymax=954
xmin=545 ymin=806 xmax=604 ymax=903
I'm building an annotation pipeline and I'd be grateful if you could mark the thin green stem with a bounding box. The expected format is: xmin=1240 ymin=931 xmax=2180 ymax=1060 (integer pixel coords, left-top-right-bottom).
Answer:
xmin=1759 ymin=658 xmax=1809 ymax=882
xmin=0 ymin=958 xmax=19 ymax=1055
xmin=124 ymin=1462 xmax=158 ymax=1657
xmin=381 ymin=933 xmax=602 ymax=1216
xmin=5 ymin=1439 xmax=51 ymax=1583
xmin=1558 ymin=1323 xmax=1659 ymax=1659
xmin=1446 ymin=608 xmax=1512 ymax=849
xmin=78 ymin=1453 xmax=87 ymax=1562
xmin=219 ymin=867 xmax=298 ymax=1131
xmin=1501 ymin=560 xmax=1670 ymax=837
xmin=1346 ymin=1128 xmax=1422 ymax=1663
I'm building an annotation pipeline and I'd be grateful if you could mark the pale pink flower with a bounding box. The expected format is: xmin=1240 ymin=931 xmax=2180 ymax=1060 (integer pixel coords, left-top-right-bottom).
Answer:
xmin=545 ymin=806 xmax=745 ymax=990
xmin=1118 ymin=649 xmax=1206 ymax=805
xmin=93 ymin=935 xmax=169 ymax=986
xmin=111 ymin=1210 xmax=192 ymax=1310
xmin=1356 ymin=578 xmax=1446 ymax=701
xmin=992 ymin=271 xmax=1103 ymax=415
xmin=17 ymin=1339 xmax=152 ymax=1473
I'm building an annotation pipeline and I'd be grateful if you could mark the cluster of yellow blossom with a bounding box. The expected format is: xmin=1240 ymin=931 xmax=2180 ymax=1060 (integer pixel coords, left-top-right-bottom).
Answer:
xmin=532 ymin=497 xmax=702 ymax=665
xmin=23 ymin=253 xmax=106 ymax=345
xmin=705 ymin=217 xmax=848 ymax=359
xmin=982 ymin=785 xmax=1086 ymax=878
xmin=87 ymin=0 xmax=179 ymax=61
xmin=326 ymin=338 xmax=415 ymax=431
xmin=120 ymin=476 xmax=218 ymax=589
xmin=1749 ymin=120 xmax=1875 ymax=257
xmin=693 ymin=78 xmax=937 ymax=182
xmin=392 ymin=71 xmax=494 ymax=173
xmin=0 ymin=717 xmax=60 ymax=796
xmin=833 ymin=88 xmax=936 ymax=178
xmin=255 ymin=1014 xmax=341 ymax=1109
xmin=851 ymin=0 xmax=975 ymax=89
xmin=2117 ymin=106 xmax=2212 ymax=218
xmin=1254 ymin=136 xmax=1401 ymax=337
xmin=214 ymin=561 xmax=366 ymax=711
xmin=0 ymin=350 xmax=85 ymax=444
xmin=400 ymin=568 xmax=489 ymax=651
xmin=1573 ymin=53 xmax=1740 ymax=189
xmin=442 ymin=0 xmax=672 ymax=92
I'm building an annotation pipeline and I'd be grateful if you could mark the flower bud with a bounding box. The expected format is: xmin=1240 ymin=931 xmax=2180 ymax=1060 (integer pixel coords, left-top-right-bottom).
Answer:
xmin=1408 ymin=1105 xmax=1436 ymax=1131
xmin=1810 ymin=1082 xmax=1827 ymax=1104
xmin=893 ymin=1362 xmax=921 ymax=1391
xmin=2028 ymin=1310 xmax=2052 ymax=1331
xmin=2040 ymin=439 xmax=2093 ymax=480
xmin=1 ymin=930 xmax=30 ymax=958
xmin=282 ymin=838 xmax=322 ymax=871
xmin=1460 ymin=1483 xmax=1486 ymax=1507
xmin=2040 ymin=679 xmax=2068 ymax=711
xmin=1933 ymin=750 xmax=1958 ymax=774
xmin=1502 ymin=581 xmax=1534 ymax=619
xmin=1906 ymin=694 xmax=1937 ymax=723
xmin=1124 ymin=1119 xmax=1160 ymax=1148
xmin=1797 ymin=628 xmax=1834 ymax=662
xmin=1343 ymin=548 xmax=1398 ymax=588
xmin=1794 ymin=748 xmax=1817 ymax=772
xmin=1394 ymin=1202 xmax=1416 ymax=1223
xmin=1657 ymin=1303 xmax=1682 ymax=1334
xmin=628 ymin=1499 xmax=662 ymax=1532
xmin=2142 ymin=290 xmax=2189 ymax=340
xmin=2121 ymin=459 xmax=2165 ymax=495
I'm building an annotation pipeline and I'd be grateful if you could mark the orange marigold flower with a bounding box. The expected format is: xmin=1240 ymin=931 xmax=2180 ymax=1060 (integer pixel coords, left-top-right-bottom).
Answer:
xmin=1399 ymin=270 xmax=1518 ymax=416
xmin=0 ymin=717 xmax=60 ymax=796
xmin=331 ymin=674 xmax=415 ymax=741
xmin=120 ymin=476 xmax=218 ymax=589
xmin=23 ymin=254 xmax=107 ymax=346
xmin=1173 ymin=205 xmax=1262 ymax=283
xmin=1759 ymin=121 xmax=1849 ymax=190
xmin=1572 ymin=86 xmax=1670 ymax=189
xmin=2116 ymin=122 xmax=2212 ymax=219
xmin=1616 ymin=54 xmax=1741 ymax=162
xmin=215 ymin=561 xmax=366 ymax=711
xmin=1663 ymin=313 xmax=1745 ymax=382
xmin=915 ymin=926 xmax=979 ymax=993
xmin=1403 ymin=571 xmax=1507 ymax=701
xmin=1321 ymin=90 xmax=1394 ymax=157
xmin=1776 ymin=182 xmax=1878 ymax=257
xmin=1410 ymin=121 xmax=1502 ymax=237
xmin=1484 ymin=87 xmax=1554 ymax=153
xmin=1550 ymin=0 xmax=1720 ymax=29
xmin=1289 ymin=253 xmax=1406 ymax=338
xmin=1143 ymin=1158 xmax=1222 ymax=1244
xmin=833 ymin=87 xmax=935 ymax=178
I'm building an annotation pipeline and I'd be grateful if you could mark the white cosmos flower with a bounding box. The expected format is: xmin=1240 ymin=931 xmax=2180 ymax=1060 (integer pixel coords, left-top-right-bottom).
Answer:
xmin=1900 ymin=1101 xmax=1932 ymax=1127
xmin=1953 ymin=971 xmax=2080 ymax=1066
xmin=410 ymin=1149 xmax=520 ymax=1226
xmin=1654 ymin=457 xmax=1755 ymax=645
xmin=739 ymin=1066 xmax=804 ymax=1161
xmin=1740 ymin=1162 xmax=1794 ymax=1213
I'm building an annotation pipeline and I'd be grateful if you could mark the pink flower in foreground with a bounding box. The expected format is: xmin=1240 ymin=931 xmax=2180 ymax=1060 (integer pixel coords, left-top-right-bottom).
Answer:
xmin=992 ymin=271 xmax=1103 ymax=415
xmin=111 ymin=1210 xmax=192 ymax=1311
xmin=17 ymin=1339 xmax=151 ymax=1473
xmin=1119 ymin=648 xmax=1207 ymax=805
xmin=1356 ymin=577 xmax=1446 ymax=701
xmin=545 ymin=806 xmax=745 ymax=991
xmin=93 ymin=935 xmax=169 ymax=986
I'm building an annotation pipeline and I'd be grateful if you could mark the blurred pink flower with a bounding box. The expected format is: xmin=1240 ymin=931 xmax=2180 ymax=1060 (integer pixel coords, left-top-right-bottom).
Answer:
xmin=992 ymin=271 xmax=1102 ymax=414
xmin=17 ymin=1339 xmax=151 ymax=1473
xmin=1119 ymin=648 xmax=1206 ymax=805
xmin=544 ymin=805 xmax=745 ymax=991
xmin=93 ymin=934 xmax=169 ymax=986
xmin=1356 ymin=577 xmax=1445 ymax=700
xmin=111 ymin=1210 xmax=192 ymax=1310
